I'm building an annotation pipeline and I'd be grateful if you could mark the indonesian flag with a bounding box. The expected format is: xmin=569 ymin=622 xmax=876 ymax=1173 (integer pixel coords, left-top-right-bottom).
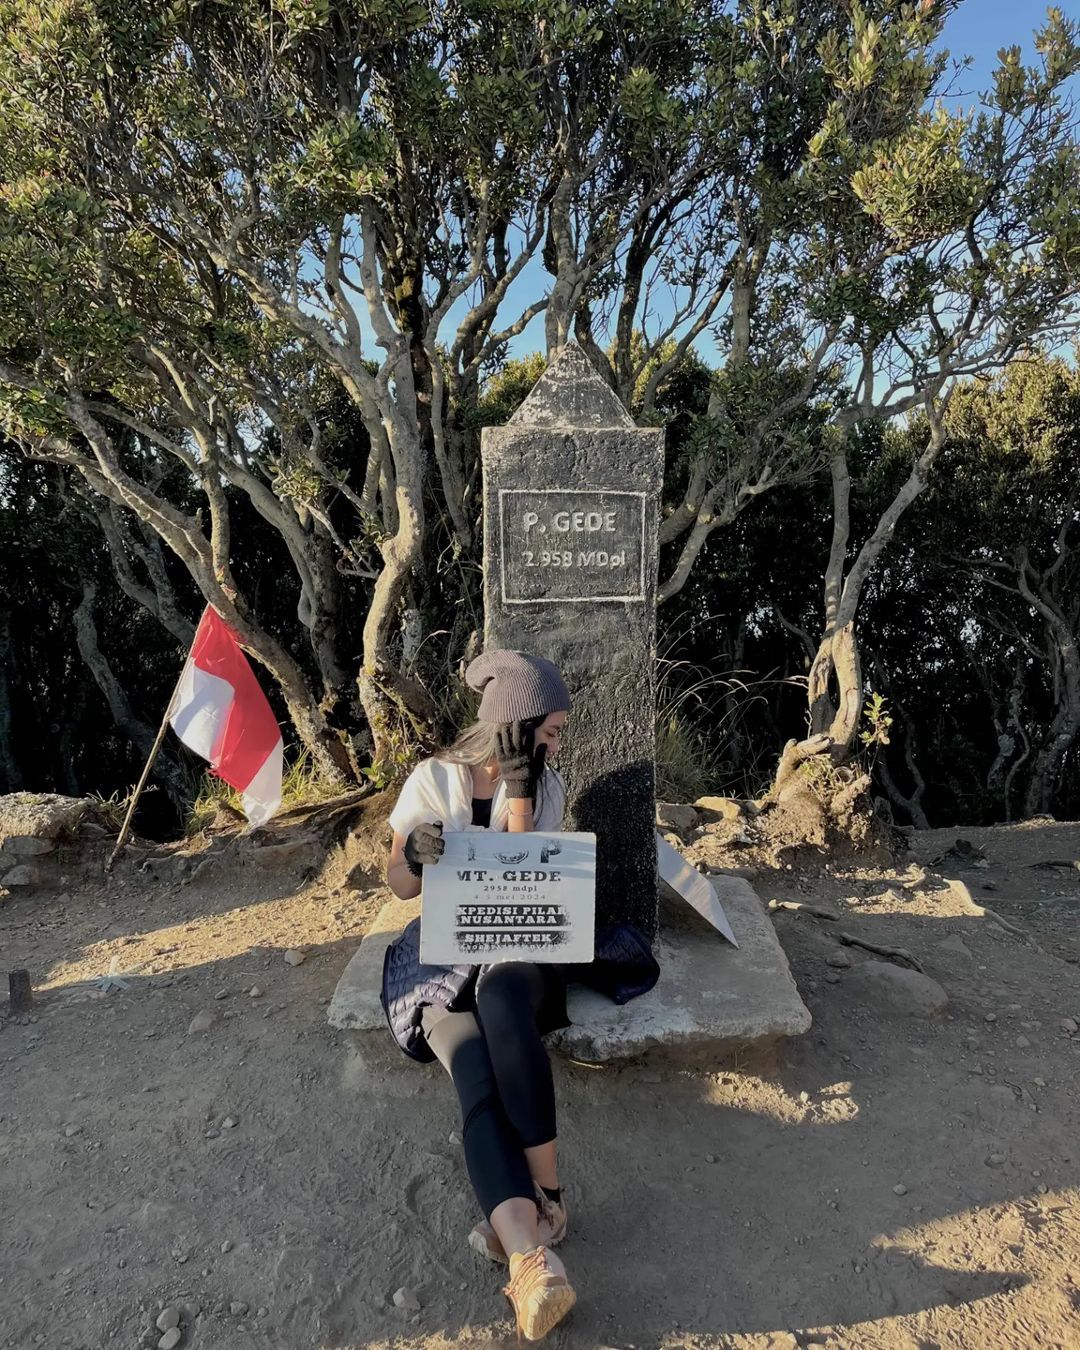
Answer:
xmin=168 ymin=608 xmax=283 ymax=826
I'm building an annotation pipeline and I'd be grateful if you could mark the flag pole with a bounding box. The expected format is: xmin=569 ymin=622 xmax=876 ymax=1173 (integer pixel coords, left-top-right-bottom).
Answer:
xmin=105 ymin=653 xmax=190 ymax=873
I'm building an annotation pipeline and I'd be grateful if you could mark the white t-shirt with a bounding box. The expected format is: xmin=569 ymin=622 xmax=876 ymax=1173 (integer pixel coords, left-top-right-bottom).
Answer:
xmin=388 ymin=756 xmax=567 ymax=840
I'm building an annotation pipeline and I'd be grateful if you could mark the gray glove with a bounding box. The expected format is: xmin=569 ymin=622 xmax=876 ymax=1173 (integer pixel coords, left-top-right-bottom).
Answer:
xmin=403 ymin=821 xmax=444 ymax=878
xmin=495 ymin=722 xmax=547 ymax=801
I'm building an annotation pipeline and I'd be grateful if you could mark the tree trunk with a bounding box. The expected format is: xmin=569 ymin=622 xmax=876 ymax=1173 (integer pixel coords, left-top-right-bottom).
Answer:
xmin=1024 ymin=695 xmax=1080 ymax=817
xmin=807 ymin=622 xmax=862 ymax=750
xmin=72 ymin=581 xmax=188 ymax=808
xmin=355 ymin=419 xmax=438 ymax=773
xmin=804 ymin=400 xmax=947 ymax=759
xmin=0 ymin=610 xmax=21 ymax=791
xmin=1017 ymin=555 xmax=1080 ymax=818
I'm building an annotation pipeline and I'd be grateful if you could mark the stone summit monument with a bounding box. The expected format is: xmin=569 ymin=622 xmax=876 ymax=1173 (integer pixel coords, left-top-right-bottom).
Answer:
xmin=328 ymin=343 xmax=811 ymax=1064
xmin=480 ymin=343 xmax=664 ymax=936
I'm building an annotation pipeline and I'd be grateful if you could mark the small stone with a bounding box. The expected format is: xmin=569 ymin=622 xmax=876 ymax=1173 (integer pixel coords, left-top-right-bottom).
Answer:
xmin=693 ymin=795 xmax=744 ymax=822
xmin=393 ymin=1287 xmax=421 ymax=1312
xmin=826 ymin=951 xmax=852 ymax=969
xmin=705 ymin=1153 xmax=718 ymax=1163
xmin=1031 ymin=1169 xmax=1042 ymax=1178
xmin=1033 ymin=1077 xmax=1047 ymax=1088
xmin=986 ymin=1153 xmax=1007 ymax=1167
xmin=248 ymin=986 xmax=263 ymax=998
xmin=283 ymin=949 xmax=307 ymax=966
xmin=984 ymin=1012 xmax=998 ymax=1023
xmin=229 ymin=1301 xmax=248 ymax=1316
xmin=1037 ymin=1182 xmax=1049 ymax=1195
xmin=1061 ymin=1017 xmax=1078 ymax=1034
xmin=1 ymin=864 xmax=38 ymax=887
xmin=222 ymin=1116 xmax=239 ymax=1129
xmin=448 ymin=1131 xmax=461 ymax=1147
xmin=157 ymin=1330 xmax=181 ymax=1350
xmin=1015 ymin=1035 xmax=1031 ymax=1049
xmin=893 ymin=1183 xmax=908 ymax=1196
xmin=825 ymin=972 xmax=842 ymax=984
xmin=844 ymin=962 xmax=948 ymax=1016
xmin=799 ymin=1091 xmax=810 ymax=1104
xmin=655 ymin=802 xmax=699 ymax=833
xmin=220 ymin=1239 xmax=234 ymax=1253
xmin=3 ymin=835 xmax=55 ymax=857
xmin=64 ymin=1124 xmax=82 ymax=1137
xmin=214 ymin=990 xmax=229 ymax=1001
xmin=155 ymin=1309 xmax=180 ymax=1332
xmin=187 ymin=1010 xmax=217 ymax=1035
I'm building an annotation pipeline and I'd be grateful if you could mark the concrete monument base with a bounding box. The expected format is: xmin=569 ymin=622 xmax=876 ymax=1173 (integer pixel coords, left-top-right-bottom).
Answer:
xmin=327 ymin=875 xmax=811 ymax=1067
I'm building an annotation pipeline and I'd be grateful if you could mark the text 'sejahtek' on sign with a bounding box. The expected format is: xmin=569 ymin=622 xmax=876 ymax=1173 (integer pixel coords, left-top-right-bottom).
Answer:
xmin=420 ymin=832 xmax=596 ymax=966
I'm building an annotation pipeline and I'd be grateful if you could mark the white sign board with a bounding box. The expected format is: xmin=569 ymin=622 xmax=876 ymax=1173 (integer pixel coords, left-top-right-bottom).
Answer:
xmin=656 ymin=832 xmax=739 ymax=948
xmin=420 ymin=831 xmax=596 ymax=965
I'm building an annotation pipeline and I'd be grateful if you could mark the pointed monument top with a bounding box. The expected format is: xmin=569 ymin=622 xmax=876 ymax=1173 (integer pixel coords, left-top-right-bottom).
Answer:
xmin=508 ymin=342 xmax=635 ymax=431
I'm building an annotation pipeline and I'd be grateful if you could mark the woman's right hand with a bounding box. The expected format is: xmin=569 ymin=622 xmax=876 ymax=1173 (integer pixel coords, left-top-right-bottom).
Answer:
xmin=403 ymin=821 xmax=444 ymax=877
xmin=495 ymin=722 xmax=546 ymax=800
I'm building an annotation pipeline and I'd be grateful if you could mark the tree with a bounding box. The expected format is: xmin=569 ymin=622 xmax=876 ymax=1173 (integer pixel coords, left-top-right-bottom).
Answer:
xmin=0 ymin=1 xmax=1078 ymax=786
xmin=0 ymin=441 xmax=189 ymax=808
xmin=928 ymin=355 xmax=1080 ymax=816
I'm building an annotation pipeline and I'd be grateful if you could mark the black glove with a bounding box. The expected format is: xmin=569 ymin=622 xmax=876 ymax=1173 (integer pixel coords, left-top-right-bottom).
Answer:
xmin=495 ymin=722 xmax=547 ymax=801
xmin=403 ymin=820 xmax=444 ymax=878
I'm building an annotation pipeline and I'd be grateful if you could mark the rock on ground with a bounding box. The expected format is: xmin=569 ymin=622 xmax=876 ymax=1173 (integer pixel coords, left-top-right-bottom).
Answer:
xmin=2 ymin=835 xmax=56 ymax=857
xmin=842 ymin=960 xmax=949 ymax=1016
xmin=0 ymin=792 xmax=91 ymax=844
xmin=655 ymin=801 xmax=699 ymax=834
xmin=694 ymin=795 xmax=746 ymax=822
xmin=1 ymin=864 xmax=39 ymax=887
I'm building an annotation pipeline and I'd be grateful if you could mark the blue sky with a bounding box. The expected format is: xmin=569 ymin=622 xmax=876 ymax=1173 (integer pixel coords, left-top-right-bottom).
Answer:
xmin=480 ymin=1 xmax=1080 ymax=365
xmin=943 ymin=1 xmax=1080 ymax=87
xmin=331 ymin=4 xmax=1079 ymax=369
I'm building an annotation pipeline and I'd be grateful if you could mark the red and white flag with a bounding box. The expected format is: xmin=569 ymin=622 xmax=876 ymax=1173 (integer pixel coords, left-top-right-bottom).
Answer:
xmin=168 ymin=608 xmax=283 ymax=826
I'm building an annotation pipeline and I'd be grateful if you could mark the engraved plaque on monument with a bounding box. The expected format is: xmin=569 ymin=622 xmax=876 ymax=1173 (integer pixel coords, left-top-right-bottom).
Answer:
xmin=481 ymin=344 xmax=664 ymax=936
xmin=498 ymin=489 xmax=647 ymax=604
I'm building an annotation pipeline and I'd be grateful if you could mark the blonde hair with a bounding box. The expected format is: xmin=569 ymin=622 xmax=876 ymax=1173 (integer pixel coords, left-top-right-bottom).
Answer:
xmin=436 ymin=718 xmax=550 ymax=817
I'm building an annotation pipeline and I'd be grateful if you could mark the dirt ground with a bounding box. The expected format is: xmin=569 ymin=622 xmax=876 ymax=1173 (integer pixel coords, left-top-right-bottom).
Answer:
xmin=2 ymin=810 xmax=1080 ymax=1350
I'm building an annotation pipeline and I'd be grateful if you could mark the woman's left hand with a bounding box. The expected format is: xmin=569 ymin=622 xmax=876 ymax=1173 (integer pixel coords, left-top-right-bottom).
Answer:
xmin=495 ymin=722 xmax=546 ymax=800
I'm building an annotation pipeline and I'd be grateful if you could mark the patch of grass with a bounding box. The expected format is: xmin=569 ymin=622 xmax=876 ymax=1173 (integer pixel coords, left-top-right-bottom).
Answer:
xmin=89 ymin=788 xmax=130 ymax=832
xmin=655 ymin=710 xmax=721 ymax=803
xmin=281 ymin=748 xmax=346 ymax=807
xmin=654 ymin=639 xmax=772 ymax=802
xmin=184 ymin=748 xmax=345 ymax=836
xmin=184 ymin=775 xmax=243 ymax=837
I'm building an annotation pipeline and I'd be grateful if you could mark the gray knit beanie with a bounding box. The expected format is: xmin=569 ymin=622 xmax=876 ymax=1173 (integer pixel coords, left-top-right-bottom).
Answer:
xmin=465 ymin=650 xmax=571 ymax=724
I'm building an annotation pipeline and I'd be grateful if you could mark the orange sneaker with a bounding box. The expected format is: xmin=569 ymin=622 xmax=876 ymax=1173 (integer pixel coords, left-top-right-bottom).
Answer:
xmin=468 ymin=1186 xmax=568 ymax=1264
xmin=503 ymin=1246 xmax=576 ymax=1341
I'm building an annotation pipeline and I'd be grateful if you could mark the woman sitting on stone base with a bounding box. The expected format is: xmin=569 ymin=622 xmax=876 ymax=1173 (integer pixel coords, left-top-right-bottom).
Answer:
xmin=382 ymin=648 xmax=657 ymax=1342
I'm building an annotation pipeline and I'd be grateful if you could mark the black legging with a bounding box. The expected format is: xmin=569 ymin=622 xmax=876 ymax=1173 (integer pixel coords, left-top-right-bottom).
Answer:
xmin=422 ymin=962 xmax=557 ymax=1219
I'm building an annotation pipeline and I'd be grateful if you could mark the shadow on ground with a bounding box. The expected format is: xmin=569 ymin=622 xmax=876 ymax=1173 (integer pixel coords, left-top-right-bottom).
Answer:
xmin=2 ymin=834 xmax=1079 ymax=1349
